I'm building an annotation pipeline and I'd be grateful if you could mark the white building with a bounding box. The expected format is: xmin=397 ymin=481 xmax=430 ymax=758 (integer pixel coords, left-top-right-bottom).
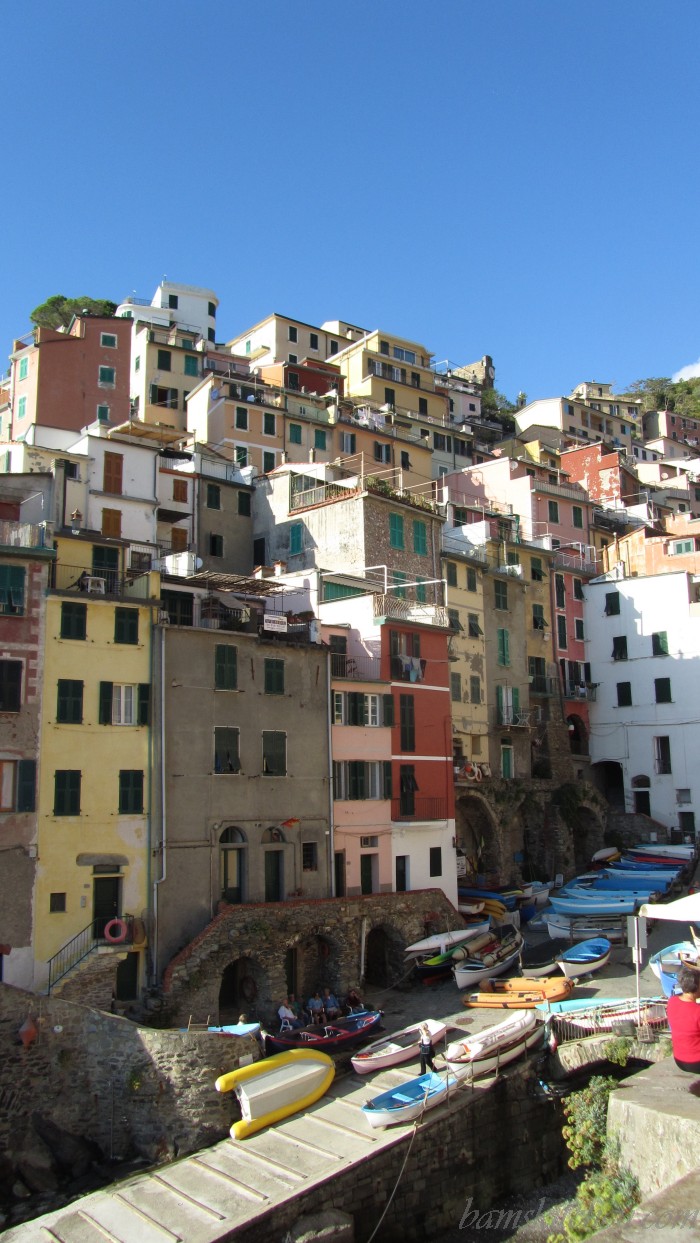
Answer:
xmin=116 ymin=281 xmax=219 ymax=343
xmin=586 ymin=570 xmax=700 ymax=838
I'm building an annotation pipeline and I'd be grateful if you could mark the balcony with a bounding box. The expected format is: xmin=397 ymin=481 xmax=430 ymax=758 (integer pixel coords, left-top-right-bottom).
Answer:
xmin=0 ymin=521 xmax=52 ymax=550
xmin=330 ymin=653 xmax=382 ymax=680
xmin=497 ymin=711 xmax=531 ymax=728
xmin=563 ymin=682 xmax=598 ymax=702
xmin=374 ymin=595 xmax=448 ymax=628
xmin=51 ymin=562 xmax=154 ymax=602
xmin=391 ymin=797 xmax=448 ymax=822
xmin=529 ymin=675 xmax=557 ymax=696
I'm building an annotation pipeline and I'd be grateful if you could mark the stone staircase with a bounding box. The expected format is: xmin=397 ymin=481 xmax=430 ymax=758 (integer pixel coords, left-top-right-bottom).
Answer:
xmin=51 ymin=945 xmax=128 ymax=1009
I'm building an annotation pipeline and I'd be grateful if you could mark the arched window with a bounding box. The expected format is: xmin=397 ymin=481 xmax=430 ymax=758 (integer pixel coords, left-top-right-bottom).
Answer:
xmin=220 ymin=826 xmax=246 ymax=903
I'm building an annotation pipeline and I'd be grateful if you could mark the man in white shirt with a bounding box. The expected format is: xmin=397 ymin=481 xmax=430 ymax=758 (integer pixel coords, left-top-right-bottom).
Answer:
xmin=278 ymin=997 xmax=303 ymax=1029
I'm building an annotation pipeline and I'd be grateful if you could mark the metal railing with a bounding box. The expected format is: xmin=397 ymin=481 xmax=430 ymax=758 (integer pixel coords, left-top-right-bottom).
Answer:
xmin=529 ymin=675 xmax=557 ymax=696
xmin=330 ymin=653 xmax=382 ymax=680
xmin=391 ymin=797 xmax=448 ymax=822
xmin=47 ymin=916 xmax=135 ymax=992
xmin=563 ymin=683 xmax=598 ymax=701
xmin=51 ymin=563 xmax=153 ymax=601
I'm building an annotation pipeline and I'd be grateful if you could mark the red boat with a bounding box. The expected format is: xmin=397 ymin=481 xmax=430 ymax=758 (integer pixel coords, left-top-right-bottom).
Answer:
xmin=264 ymin=1009 xmax=383 ymax=1054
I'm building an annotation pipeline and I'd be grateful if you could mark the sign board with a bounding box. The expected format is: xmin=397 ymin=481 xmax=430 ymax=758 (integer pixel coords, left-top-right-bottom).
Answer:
xmin=263 ymin=614 xmax=288 ymax=633
xmin=456 ymin=853 xmax=467 ymax=878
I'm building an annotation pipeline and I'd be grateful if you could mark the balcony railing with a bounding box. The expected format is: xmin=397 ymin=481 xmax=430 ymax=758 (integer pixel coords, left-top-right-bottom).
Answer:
xmin=374 ymin=596 xmax=448 ymax=628
xmin=529 ymin=675 xmax=557 ymax=696
xmin=330 ymin=653 xmax=382 ymax=680
xmin=0 ymin=521 xmax=51 ymax=550
xmin=47 ymin=915 xmax=137 ymax=993
xmin=563 ymin=683 xmax=598 ymax=702
xmin=51 ymin=563 xmax=154 ymax=601
xmin=391 ymin=797 xmax=448 ymax=822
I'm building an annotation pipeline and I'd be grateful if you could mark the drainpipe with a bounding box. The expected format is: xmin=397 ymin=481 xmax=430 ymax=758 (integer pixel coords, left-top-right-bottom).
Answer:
xmin=326 ymin=644 xmax=335 ymax=895
xmin=359 ymin=916 xmax=368 ymax=984
xmin=153 ymin=625 xmax=167 ymax=980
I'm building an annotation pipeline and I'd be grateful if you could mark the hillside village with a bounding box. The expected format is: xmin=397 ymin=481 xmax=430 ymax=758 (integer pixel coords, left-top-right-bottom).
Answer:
xmin=3 ymin=279 xmax=700 ymax=1017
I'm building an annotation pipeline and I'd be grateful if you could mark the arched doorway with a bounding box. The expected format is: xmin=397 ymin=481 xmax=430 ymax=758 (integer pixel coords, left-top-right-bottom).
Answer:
xmin=219 ymin=825 xmax=246 ymax=904
xmin=218 ymin=954 xmax=263 ymax=1022
xmin=262 ymin=826 xmax=286 ymax=902
xmin=364 ymin=923 xmax=404 ymax=988
xmin=566 ymin=713 xmax=588 ymax=756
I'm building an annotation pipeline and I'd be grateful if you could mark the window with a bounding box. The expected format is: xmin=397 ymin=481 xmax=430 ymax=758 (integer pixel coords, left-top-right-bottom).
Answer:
xmin=470 ymin=675 xmax=481 ymax=704
xmin=209 ymin=534 xmax=224 ymax=557
xmin=288 ymin=370 xmax=299 ymax=388
xmin=0 ymin=661 xmax=22 ymax=712
xmin=100 ymin=333 xmax=117 ymax=348
xmin=98 ymin=682 xmax=149 ymax=726
xmin=17 ymin=396 xmax=27 ymax=420
xmin=235 ymin=406 xmax=248 ymax=430
xmin=605 ymin=591 xmax=620 ymax=616
xmin=651 ymin=631 xmax=669 ymax=656
xmin=214 ymin=727 xmax=240 ymax=773
xmin=61 ymin=601 xmax=87 ymax=640
xmin=114 ymin=608 xmax=138 ymax=645
xmin=654 ymin=736 xmax=672 ymax=774
xmin=18 ymin=356 xmax=28 ymax=380
xmin=265 ymin=659 xmax=285 ymax=695
xmin=134 ymin=355 xmax=141 ymax=372
xmin=384 ymin=387 xmax=396 ymax=408
xmin=574 ymin=578 xmax=584 ymax=601
xmin=399 ymin=694 xmax=415 ymax=751
xmin=557 ymin=615 xmax=568 ymax=648
xmin=302 ymin=843 xmax=318 ymax=872
xmin=56 ymin=679 xmax=83 ymax=724
xmin=616 ymin=682 xmax=632 ymax=707
xmin=334 ymin=760 xmax=391 ymax=801
xmin=235 ymin=447 xmax=248 ymax=468
xmin=548 ymin=500 xmax=559 ymax=523
xmin=413 ymin=520 xmax=427 ymax=555
xmin=289 ymin=521 xmax=303 ymax=556
xmin=429 ymin=847 xmax=442 ymax=878
xmin=310 ymin=332 xmax=318 ymax=350
xmin=572 ymin=505 xmax=583 ymax=529
xmin=329 ymin=341 xmax=338 ymax=354
xmin=314 ymin=428 xmax=326 ymax=451
xmin=532 ymin=604 xmax=546 ymax=631
xmin=419 ymin=396 xmax=428 ymax=415
xmin=172 ymin=477 xmax=187 ymax=503
xmin=262 ymin=731 xmax=286 ymax=776
xmin=0 ymin=565 xmax=25 ymax=615
xmin=183 ymin=354 xmax=198 ymax=378
xmin=238 ymin=492 xmax=251 ymax=516
xmin=655 ymin=678 xmax=672 ymax=704
xmin=207 ymin=483 xmax=221 ymax=509
xmin=102 ymin=508 xmax=121 ymax=538
xmin=468 ymin=613 xmax=482 ymax=638
xmin=446 ymin=562 xmax=458 ymax=587
xmin=399 ymin=765 xmax=418 ymax=815
xmin=0 ymin=759 xmax=35 ymax=812
xmin=495 ymin=580 xmax=508 ymax=610
xmin=392 ymin=570 xmax=406 ymax=600
xmin=98 ymin=366 xmax=115 ymax=386
xmin=575 ymin=619 xmax=584 ymax=641
xmin=416 ymin=576 xmax=426 ymax=603
xmin=119 ymin=770 xmax=143 ymax=814
xmin=466 ymin=567 xmax=477 ymax=592
xmin=103 ymin=451 xmax=123 ymax=494
xmin=54 ymin=770 xmax=81 ymax=815
xmin=50 ymin=893 xmax=66 ymax=913
xmin=450 ymin=673 xmax=462 ymax=702
xmin=672 ymin=540 xmax=694 ymax=555
xmin=340 ymin=432 xmax=356 ymax=453
xmin=497 ymin=628 xmax=510 ymax=666
xmin=263 ymin=451 xmax=275 ymax=473
xmin=531 ymin=557 xmax=544 ymax=582
xmin=555 ymin=574 xmax=565 ymax=608
xmin=612 ymin=635 xmax=628 ymax=661
xmin=157 ymin=349 xmax=171 ymax=371
xmin=288 ymin=325 xmax=298 ymax=342
xmin=168 ymin=294 xmax=179 ymax=309
xmin=680 ymin=811 xmax=696 ymax=834
xmin=389 ymin=513 xmax=404 ymax=549
xmin=374 ymin=442 xmax=391 ymax=464
xmin=215 ymin=645 xmax=237 ymax=690
xmin=447 ymin=607 xmax=462 ymax=632
xmin=263 ymin=412 xmax=275 ymax=436
xmin=289 ymin=423 xmax=302 ymax=445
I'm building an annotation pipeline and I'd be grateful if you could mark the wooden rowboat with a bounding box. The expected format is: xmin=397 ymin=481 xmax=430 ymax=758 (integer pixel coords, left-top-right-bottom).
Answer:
xmin=556 ymin=937 xmax=611 ymax=981
xmin=361 ymin=1070 xmax=460 ymax=1129
xmin=351 ymin=1018 xmax=447 ymax=1075
xmin=444 ymin=1010 xmax=544 ymax=1076
xmin=461 ymin=975 xmax=574 ymax=1009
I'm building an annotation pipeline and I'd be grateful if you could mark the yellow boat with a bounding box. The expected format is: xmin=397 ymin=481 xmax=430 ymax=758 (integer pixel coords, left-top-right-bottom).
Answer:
xmin=215 ymin=1048 xmax=335 ymax=1140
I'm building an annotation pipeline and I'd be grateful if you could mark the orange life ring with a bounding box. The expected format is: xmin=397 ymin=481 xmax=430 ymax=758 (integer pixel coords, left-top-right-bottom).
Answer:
xmin=104 ymin=918 xmax=128 ymax=944
xmin=462 ymin=762 xmax=478 ymax=781
xmin=240 ymin=975 xmax=258 ymax=1003
xmin=474 ymin=766 xmax=482 ymax=782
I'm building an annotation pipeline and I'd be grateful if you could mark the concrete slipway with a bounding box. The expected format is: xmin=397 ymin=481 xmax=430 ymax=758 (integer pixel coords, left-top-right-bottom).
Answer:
xmin=4 ymin=910 xmax=700 ymax=1242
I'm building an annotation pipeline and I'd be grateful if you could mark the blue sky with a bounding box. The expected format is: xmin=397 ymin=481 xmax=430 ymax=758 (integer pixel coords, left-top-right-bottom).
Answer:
xmin=5 ymin=1 xmax=700 ymax=401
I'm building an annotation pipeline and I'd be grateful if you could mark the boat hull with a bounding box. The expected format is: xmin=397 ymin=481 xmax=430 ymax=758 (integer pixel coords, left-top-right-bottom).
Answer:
xmin=461 ymin=976 xmax=574 ymax=1008
xmin=264 ymin=1010 xmax=382 ymax=1054
xmin=362 ymin=1071 xmax=459 ymax=1129
xmin=556 ymin=937 xmax=611 ymax=980
xmin=452 ymin=932 xmax=523 ymax=990
xmin=445 ymin=1013 xmax=544 ymax=1075
xmin=351 ymin=1018 xmax=447 ymax=1075
xmin=649 ymin=940 xmax=700 ymax=997
xmin=215 ymin=1049 xmax=334 ymax=1139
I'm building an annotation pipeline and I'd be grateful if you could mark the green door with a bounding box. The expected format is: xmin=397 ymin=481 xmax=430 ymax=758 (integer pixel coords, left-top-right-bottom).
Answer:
xmin=360 ymin=854 xmax=374 ymax=895
xmin=92 ymin=546 xmax=119 ymax=593
xmin=93 ymin=876 xmax=120 ymax=938
xmin=264 ymin=850 xmax=283 ymax=902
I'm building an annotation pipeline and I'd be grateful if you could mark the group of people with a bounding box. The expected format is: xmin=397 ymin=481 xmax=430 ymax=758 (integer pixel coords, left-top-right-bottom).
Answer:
xmin=277 ymin=986 xmax=364 ymax=1030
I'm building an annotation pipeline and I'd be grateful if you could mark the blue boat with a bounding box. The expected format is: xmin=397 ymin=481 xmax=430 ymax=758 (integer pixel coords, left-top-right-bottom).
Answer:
xmin=362 ymin=1070 xmax=459 ymax=1129
xmin=549 ymin=893 xmax=637 ymax=917
xmin=556 ymin=937 xmax=611 ymax=980
xmin=649 ymin=941 xmax=700 ymax=997
xmin=561 ymin=881 xmax=662 ymax=900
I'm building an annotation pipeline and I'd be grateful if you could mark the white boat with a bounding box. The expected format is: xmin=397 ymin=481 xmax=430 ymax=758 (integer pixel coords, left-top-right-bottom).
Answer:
xmin=457 ymin=900 xmax=486 ymax=916
xmin=404 ymin=927 xmax=485 ymax=956
xmin=556 ymin=937 xmax=611 ymax=980
xmin=215 ymin=1048 xmax=334 ymax=1140
xmin=444 ymin=1011 xmax=544 ymax=1077
xmin=530 ymin=881 xmax=553 ymax=908
xmin=592 ymin=846 xmax=621 ymax=864
xmin=542 ymin=911 xmax=626 ymax=943
xmin=350 ymin=1018 xmax=447 ymax=1075
xmin=649 ymin=940 xmax=700 ymax=996
xmin=452 ymin=930 xmax=523 ymax=989
xmin=361 ymin=1070 xmax=460 ymax=1129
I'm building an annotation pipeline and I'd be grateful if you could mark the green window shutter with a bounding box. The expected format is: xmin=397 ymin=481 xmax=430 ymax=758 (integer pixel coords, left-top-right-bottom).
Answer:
xmin=383 ymin=761 xmax=393 ymax=799
xmin=138 ymin=683 xmax=150 ymax=725
xmin=497 ymin=628 xmax=510 ymax=666
xmin=99 ymin=682 xmax=113 ymax=724
xmin=512 ymin=686 xmax=520 ymax=716
xmin=17 ymin=760 xmax=36 ymax=812
xmin=347 ymin=692 xmax=365 ymax=725
xmin=348 ymin=761 xmax=366 ymax=800
xmin=413 ymin=520 xmax=427 ymax=555
xmin=382 ymin=694 xmax=394 ymax=726
xmin=119 ymin=770 xmax=144 ymax=814
xmin=496 ymin=684 xmax=504 ymax=724
xmin=215 ymin=645 xmax=237 ymax=690
xmin=389 ymin=513 xmax=404 ymax=549
xmin=289 ymin=523 xmax=303 ymax=556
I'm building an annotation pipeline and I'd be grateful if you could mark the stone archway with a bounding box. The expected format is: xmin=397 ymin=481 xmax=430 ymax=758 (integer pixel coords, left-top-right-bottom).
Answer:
xmin=364 ymin=923 xmax=405 ymax=988
xmin=218 ymin=954 xmax=268 ymax=1023
xmin=289 ymin=930 xmax=339 ymax=1004
xmin=566 ymin=713 xmax=588 ymax=757
xmin=455 ymin=791 xmax=501 ymax=878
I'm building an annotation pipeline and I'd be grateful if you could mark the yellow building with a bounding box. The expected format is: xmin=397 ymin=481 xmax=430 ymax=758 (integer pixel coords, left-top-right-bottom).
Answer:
xmin=34 ymin=533 xmax=160 ymax=998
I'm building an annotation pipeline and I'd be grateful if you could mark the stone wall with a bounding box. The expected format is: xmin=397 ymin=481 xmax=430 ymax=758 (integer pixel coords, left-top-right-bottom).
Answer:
xmin=0 ymin=983 xmax=256 ymax=1183
xmin=160 ymin=889 xmax=463 ymax=1028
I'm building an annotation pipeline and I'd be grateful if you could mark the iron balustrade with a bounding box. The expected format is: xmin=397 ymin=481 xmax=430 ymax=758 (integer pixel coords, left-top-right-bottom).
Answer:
xmin=330 ymin=652 xmax=381 ymax=680
xmin=47 ymin=916 xmax=134 ymax=993
xmin=391 ymin=797 xmax=448 ymax=822
xmin=51 ymin=563 xmax=152 ymax=601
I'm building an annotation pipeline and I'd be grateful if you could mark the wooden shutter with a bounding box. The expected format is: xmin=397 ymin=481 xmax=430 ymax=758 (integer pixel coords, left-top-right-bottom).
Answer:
xmin=138 ymin=684 xmax=150 ymax=725
xmin=99 ymin=682 xmax=113 ymax=724
xmin=103 ymin=452 xmax=123 ymax=495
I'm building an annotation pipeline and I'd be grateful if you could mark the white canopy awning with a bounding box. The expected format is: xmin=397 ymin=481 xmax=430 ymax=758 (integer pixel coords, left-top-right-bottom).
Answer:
xmin=639 ymin=893 xmax=700 ymax=922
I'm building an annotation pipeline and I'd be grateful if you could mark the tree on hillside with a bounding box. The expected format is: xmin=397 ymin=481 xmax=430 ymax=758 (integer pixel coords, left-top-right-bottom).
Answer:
xmin=30 ymin=295 xmax=118 ymax=331
xmin=621 ymin=375 xmax=700 ymax=419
